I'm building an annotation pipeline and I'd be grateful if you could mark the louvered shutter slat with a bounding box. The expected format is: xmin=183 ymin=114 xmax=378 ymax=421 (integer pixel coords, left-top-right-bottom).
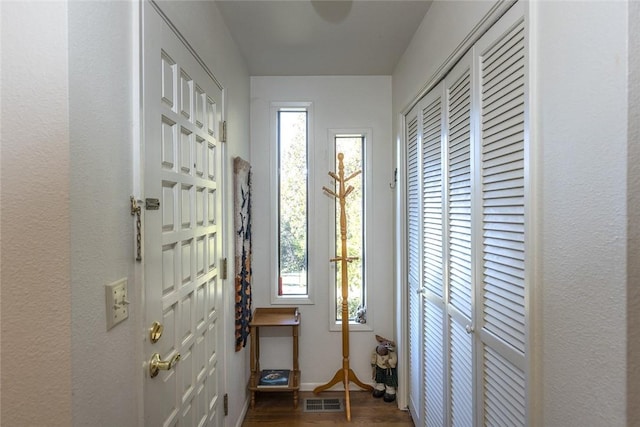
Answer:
xmin=482 ymin=30 xmax=525 ymax=89
xmin=482 ymin=25 xmax=525 ymax=73
xmin=483 ymin=54 xmax=524 ymax=96
xmin=485 ymin=289 xmax=524 ymax=315
xmin=484 ymin=139 xmax=524 ymax=162
xmin=448 ymin=69 xmax=472 ymax=319
xmin=484 ymin=98 xmax=524 ymax=126
xmin=449 ymin=77 xmax=471 ymax=107
xmin=406 ymin=109 xmax=424 ymax=426
xmin=484 ymin=245 xmax=524 ymax=264
xmin=423 ymin=96 xmax=444 ymax=297
xmin=450 ymin=321 xmax=474 ymax=427
xmin=484 ymin=280 xmax=524 ymax=302
xmin=483 ymin=347 xmax=526 ymax=427
xmin=483 ymin=83 xmax=524 ymax=117
xmin=425 ymin=300 xmax=445 ymax=427
xmin=481 ymin=19 xmax=527 ymax=356
xmin=483 ymin=75 xmax=524 ymax=111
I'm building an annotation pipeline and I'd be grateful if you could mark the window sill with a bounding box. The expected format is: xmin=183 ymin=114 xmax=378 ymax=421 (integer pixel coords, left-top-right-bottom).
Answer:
xmin=270 ymin=295 xmax=315 ymax=306
xmin=329 ymin=321 xmax=373 ymax=332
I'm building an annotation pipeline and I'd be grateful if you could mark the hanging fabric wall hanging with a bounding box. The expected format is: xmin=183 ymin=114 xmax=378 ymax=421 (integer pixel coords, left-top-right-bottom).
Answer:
xmin=234 ymin=157 xmax=252 ymax=351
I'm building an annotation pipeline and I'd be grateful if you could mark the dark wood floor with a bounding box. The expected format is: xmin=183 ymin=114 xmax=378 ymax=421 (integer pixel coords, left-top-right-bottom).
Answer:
xmin=242 ymin=390 xmax=415 ymax=426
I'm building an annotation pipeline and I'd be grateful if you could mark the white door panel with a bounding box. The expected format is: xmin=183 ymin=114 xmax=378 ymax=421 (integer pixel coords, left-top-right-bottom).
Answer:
xmin=444 ymin=51 xmax=475 ymax=427
xmin=142 ymin=2 xmax=225 ymax=425
xmin=406 ymin=102 xmax=423 ymax=427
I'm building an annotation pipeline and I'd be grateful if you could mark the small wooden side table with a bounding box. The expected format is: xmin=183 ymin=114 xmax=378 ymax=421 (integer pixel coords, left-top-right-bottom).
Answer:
xmin=249 ymin=307 xmax=300 ymax=409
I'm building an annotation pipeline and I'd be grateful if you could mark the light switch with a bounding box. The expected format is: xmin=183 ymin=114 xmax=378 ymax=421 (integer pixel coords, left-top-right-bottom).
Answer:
xmin=105 ymin=278 xmax=129 ymax=330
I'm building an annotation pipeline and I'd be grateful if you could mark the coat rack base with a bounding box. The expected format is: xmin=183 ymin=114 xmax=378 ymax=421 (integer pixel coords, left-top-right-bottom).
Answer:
xmin=313 ymin=366 xmax=373 ymax=421
xmin=313 ymin=367 xmax=373 ymax=394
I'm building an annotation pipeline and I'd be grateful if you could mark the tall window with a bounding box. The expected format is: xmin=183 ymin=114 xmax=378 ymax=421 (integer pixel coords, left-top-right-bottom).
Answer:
xmin=334 ymin=134 xmax=365 ymax=322
xmin=277 ymin=108 xmax=308 ymax=296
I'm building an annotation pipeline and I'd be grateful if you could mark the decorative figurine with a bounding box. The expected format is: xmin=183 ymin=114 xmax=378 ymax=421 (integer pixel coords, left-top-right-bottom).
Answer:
xmin=371 ymin=335 xmax=398 ymax=402
xmin=355 ymin=305 xmax=367 ymax=324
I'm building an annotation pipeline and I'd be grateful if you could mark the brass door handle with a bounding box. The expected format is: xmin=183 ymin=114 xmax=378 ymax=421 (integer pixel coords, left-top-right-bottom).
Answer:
xmin=149 ymin=353 xmax=181 ymax=378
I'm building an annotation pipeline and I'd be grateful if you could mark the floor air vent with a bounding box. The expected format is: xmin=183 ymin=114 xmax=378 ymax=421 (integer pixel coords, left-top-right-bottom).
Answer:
xmin=303 ymin=398 xmax=344 ymax=412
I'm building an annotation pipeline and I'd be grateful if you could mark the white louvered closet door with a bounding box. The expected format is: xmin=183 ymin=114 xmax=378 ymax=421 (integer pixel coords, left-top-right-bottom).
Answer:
xmin=475 ymin=6 xmax=528 ymax=426
xmin=406 ymin=103 xmax=424 ymax=427
xmin=404 ymin=2 xmax=529 ymax=426
xmin=420 ymin=83 xmax=445 ymax=427
xmin=444 ymin=52 xmax=474 ymax=427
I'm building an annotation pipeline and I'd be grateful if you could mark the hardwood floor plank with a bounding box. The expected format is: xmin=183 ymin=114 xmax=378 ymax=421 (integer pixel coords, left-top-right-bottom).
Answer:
xmin=242 ymin=391 xmax=414 ymax=426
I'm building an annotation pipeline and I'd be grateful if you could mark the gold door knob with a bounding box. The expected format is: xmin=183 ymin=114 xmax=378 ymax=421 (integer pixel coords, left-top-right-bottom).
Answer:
xmin=149 ymin=353 xmax=181 ymax=378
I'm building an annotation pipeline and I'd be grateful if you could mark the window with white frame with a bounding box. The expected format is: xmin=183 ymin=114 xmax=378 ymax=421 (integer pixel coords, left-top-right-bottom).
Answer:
xmin=329 ymin=129 xmax=372 ymax=331
xmin=278 ymin=109 xmax=308 ymax=296
xmin=333 ymin=134 xmax=365 ymax=322
xmin=269 ymin=104 xmax=372 ymax=328
xmin=271 ymin=102 xmax=314 ymax=304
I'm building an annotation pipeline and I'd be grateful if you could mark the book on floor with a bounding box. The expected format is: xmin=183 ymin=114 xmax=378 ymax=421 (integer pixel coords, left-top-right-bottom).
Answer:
xmin=258 ymin=369 xmax=290 ymax=387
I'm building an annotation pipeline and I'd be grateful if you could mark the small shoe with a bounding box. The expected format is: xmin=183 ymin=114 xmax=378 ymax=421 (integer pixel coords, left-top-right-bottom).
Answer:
xmin=372 ymin=389 xmax=385 ymax=398
xmin=383 ymin=393 xmax=396 ymax=403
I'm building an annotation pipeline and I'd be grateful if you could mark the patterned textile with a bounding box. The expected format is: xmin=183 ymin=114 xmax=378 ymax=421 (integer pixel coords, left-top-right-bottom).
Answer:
xmin=234 ymin=157 xmax=252 ymax=351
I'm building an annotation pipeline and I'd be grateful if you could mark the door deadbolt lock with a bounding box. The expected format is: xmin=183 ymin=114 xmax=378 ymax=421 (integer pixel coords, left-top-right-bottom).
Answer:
xmin=149 ymin=353 xmax=181 ymax=378
xmin=149 ymin=321 xmax=163 ymax=343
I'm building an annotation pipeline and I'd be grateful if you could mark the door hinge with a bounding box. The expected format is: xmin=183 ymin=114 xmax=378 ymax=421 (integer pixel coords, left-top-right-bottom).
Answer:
xmin=223 ymin=393 xmax=228 ymax=416
xmin=221 ymin=258 xmax=228 ymax=280
xmin=220 ymin=120 xmax=227 ymax=143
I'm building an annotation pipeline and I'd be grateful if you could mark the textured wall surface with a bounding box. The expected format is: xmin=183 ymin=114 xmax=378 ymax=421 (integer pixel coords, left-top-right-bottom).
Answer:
xmin=536 ymin=2 xmax=628 ymax=425
xmin=628 ymin=1 xmax=640 ymax=423
xmin=1 ymin=2 xmax=73 ymax=425
xmin=68 ymin=2 xmax=138 ymax=425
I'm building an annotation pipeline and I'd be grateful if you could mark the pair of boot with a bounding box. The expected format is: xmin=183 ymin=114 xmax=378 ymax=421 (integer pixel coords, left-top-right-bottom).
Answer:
xmin=372 ymin=384 xmax=396 ymax=402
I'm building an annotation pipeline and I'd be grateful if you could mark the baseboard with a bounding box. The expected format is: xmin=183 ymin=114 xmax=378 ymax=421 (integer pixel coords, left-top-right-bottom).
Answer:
xmin=234 ymin=394 xmax=250 ymax=427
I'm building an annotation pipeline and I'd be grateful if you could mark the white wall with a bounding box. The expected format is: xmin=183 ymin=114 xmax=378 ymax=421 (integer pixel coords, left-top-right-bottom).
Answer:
xmin=2 ymin=1 xmax=250 ymax=426
xmin=628 ymin=1 xmax=640 ymax=422
xmin=393 ymin=0 xmax=630 ymax=424
xmin=250 ymin=76 xmax=394 ymax=389
xmin=68 ymin=3 xmax=138 ymax=425
xmin=535 ymin=2 xmax=628 ymax=425
xmin=392 ymin=0 xmax=496 ymax=116
xmin=1 ymin=2 xmax=72 ymax=425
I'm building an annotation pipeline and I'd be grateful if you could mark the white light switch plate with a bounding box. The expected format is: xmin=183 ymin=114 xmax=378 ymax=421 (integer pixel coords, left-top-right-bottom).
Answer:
xmin=105 ymin=278 xmax=128 ymax=330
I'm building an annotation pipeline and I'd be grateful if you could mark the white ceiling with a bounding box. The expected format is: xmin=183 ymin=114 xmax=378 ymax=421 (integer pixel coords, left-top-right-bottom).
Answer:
xmin=216 ymin=0 xmax=433 ymax=76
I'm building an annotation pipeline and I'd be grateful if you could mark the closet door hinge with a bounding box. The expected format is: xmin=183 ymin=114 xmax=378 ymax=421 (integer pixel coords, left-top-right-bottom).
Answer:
xmin=221 ymin=258 xmax=228 ymax=280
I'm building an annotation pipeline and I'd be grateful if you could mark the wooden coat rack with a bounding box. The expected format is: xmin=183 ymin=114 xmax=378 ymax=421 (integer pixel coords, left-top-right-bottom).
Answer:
xmin=313 ymin=153 xmax=373 ymax=421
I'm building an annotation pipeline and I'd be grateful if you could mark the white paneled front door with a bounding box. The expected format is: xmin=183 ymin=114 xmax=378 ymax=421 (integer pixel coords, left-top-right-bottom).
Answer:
xmin=142 ymin=2 xmax=225 ymax=425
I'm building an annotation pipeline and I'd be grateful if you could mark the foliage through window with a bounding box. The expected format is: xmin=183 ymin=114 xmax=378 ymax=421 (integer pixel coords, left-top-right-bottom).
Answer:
xmin=277 ymin=109 xmax=308 ymax=296
xmin=334 ymin=135 xmax=365 ymax=322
